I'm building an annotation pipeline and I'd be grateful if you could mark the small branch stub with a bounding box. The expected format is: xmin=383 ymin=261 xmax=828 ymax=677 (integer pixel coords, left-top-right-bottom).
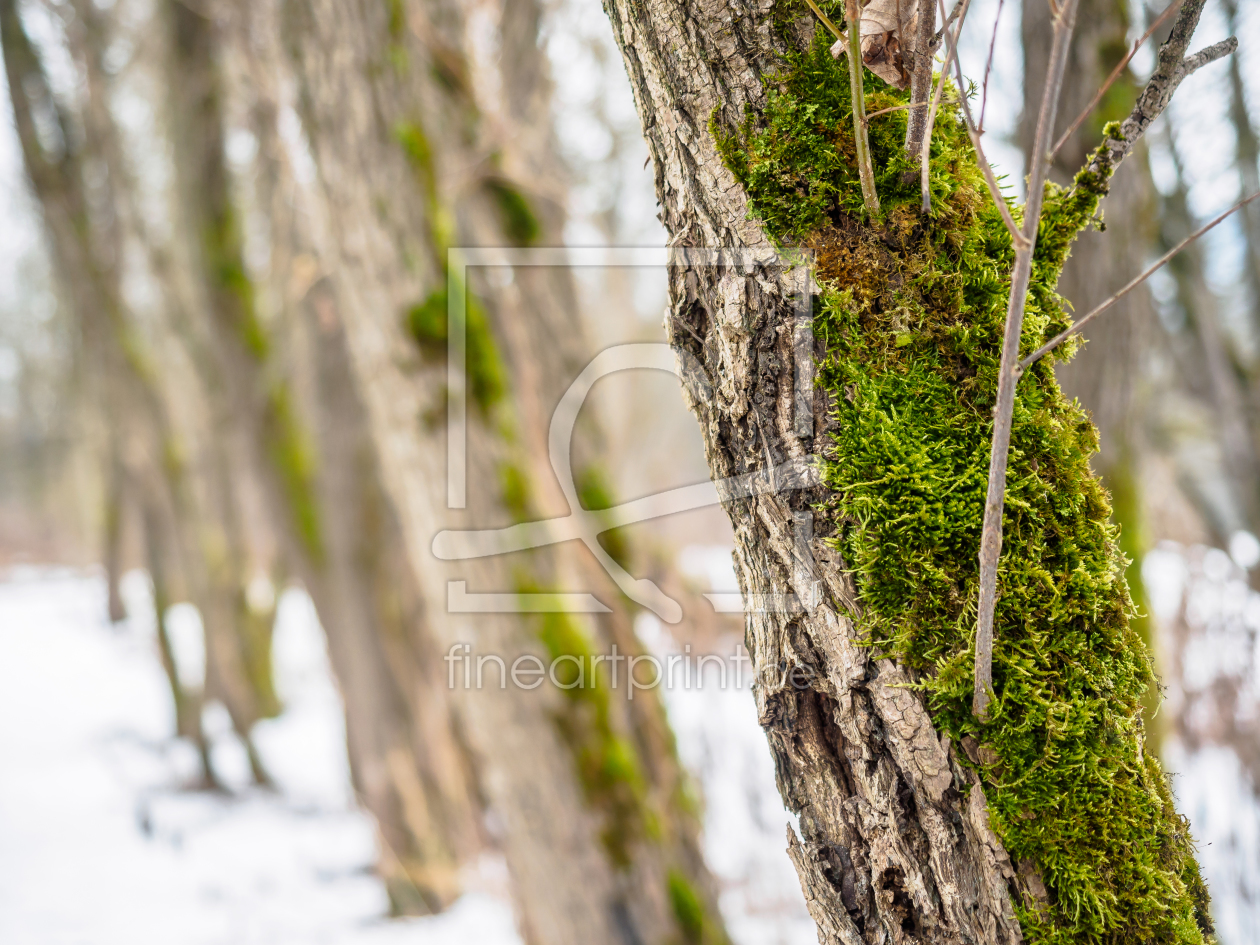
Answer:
xmin=845 ymin=0 xmax=881 ymax=215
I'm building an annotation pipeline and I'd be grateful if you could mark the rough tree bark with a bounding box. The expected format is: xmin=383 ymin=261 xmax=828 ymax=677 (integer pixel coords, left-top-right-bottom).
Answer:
xmin=600 ymin=0 xmax=1216 ymax=942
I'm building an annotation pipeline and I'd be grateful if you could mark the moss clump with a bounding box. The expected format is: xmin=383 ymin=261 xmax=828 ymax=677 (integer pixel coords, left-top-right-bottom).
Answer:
xmin=524 ymin=601 xmax=650 ymax=867
xmin=202 ymin=208 xmax=268 ymax=360
xmin=263 ymin=384 xmax=324 ymax=563
xmin=406 ymin=284 xmax=505 ymax=414
xmin=484 ymin=177 xmax=540 ymax=246
xmin=575 ymin=465 xmax=633 ymax=570
xmin=668 ymin=868 xmax=707 ymax=943
xmin=499 ymin=461 xmax=532 ymax=522
xmin=711 ymin=30 xmax=1210 ymax=945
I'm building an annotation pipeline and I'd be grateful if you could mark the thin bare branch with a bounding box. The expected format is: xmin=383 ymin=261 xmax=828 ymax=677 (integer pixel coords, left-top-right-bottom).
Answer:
xmin=803 ymin=0 xmax=846 ymax=43
xmin=930 ymin=0 xmax=963 ymax=48
xmin=972 ymin=0 xmax=1080 ymax=721
xmin=921 ymin=0 xmax=971 ymax=214
xmin=846 ymin=0 xmax=880 ymax=213
xmin=978 ymin=0 xmax=1006 ymax=132
xmin=1018 ymin=191 xmax=1260 ymax=371
xmin=1083 ymin=0 xmax=1236 ymax=190
xmin=934 ymin=0 xmax=1027 ymax=246
xmin=1050 ymin=0 xmax=1185 ymax=159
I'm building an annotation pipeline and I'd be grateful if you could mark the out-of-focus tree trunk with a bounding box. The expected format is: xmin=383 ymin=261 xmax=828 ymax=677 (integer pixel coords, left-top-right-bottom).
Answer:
xmin=163 ymin=4 xmax=285 ymax=784
xmin=102 ymin=444 xmax=128 ymax=623
xmin=0 ymin=0 xmax=221 ymax=781
xmin=163 ymin=0 xmax=483 ymax=912
xmin=466 ymin=0 xmax=729 ymax=935
xmin=279 ymin=0 xmax=727 ymax=940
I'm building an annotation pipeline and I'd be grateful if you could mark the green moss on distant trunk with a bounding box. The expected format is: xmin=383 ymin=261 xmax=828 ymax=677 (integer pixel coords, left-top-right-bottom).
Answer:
xmin=711 ymin=31 xmax=1211 ymax=945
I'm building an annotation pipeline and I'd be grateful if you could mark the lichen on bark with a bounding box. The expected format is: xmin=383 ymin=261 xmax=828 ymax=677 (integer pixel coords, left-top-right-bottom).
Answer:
xmin=710 ymin=27 xmax=1212 ymax=944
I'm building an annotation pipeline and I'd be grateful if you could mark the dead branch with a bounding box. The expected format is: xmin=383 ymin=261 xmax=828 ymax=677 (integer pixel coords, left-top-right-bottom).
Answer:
xmin=1018 ymin=191 xmax=1260 ymax=371
xmin=1082 ymin=0 xmax=1237 ymax=190
xmin=933 ymin=0 xmax=1026 ymax=246
xmin=920 ymin=0 xmax=971 ymax=214
xmin=978 ymin=0 xmax=1006 ymax=132
xmin=1050 ymin=0 xmax=1186 ymax=159
xmin=972 ymin=0 xmax=1080 ymax=721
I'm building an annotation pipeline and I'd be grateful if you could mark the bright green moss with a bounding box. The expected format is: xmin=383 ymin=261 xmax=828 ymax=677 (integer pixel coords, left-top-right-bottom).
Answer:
xmin=484 ymin=178 xmax=540 ymax=246
xmin=405 ymin=285 xmax=505 ymax=414
xmin=575 ymin=465 xmax=633 ymax=571
xmin=263 ymin=384 xmax=324 ymax=564
xmin=712 ymin=29 xmax=1211 ymax=944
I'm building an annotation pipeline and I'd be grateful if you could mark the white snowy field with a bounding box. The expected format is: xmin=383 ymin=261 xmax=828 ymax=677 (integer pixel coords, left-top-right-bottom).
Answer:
xmin=0 ymin=565 xmax=815 ymax=945
xmin=4 ymin=559 xmax=1256 ymax=945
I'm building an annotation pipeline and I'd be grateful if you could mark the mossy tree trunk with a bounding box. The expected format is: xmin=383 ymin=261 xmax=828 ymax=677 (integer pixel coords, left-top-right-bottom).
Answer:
xmin=162 ymin=0 xmax=482 ymax=907
xmin=601 ymin=1 xmax=1215 ymax=942
xmin=277 ymin=0 xmax=727 ymax=940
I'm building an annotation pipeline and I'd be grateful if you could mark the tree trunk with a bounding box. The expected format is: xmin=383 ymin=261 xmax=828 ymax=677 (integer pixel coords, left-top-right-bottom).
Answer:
xmin=0 ymin=0 xmax=223 ymax=782
xmin=600 ymin=2 xmax=1212 ymax=942
xmin=277 ymin=0 xmax=727 ymax=940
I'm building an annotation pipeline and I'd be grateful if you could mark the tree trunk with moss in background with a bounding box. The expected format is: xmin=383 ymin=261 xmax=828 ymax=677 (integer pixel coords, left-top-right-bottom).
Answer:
xmin=1020 ymin=0 xmax=1164 ymax=743
xmin=275 ymin=0 xmax=728 ymax=941
xmin=0 ymin=0 xmax=225 ymax=783
xmin=161 ymin=0 xmax=485 ymax=909
xmin=600 ymin=1 xmax=1215 ymax=942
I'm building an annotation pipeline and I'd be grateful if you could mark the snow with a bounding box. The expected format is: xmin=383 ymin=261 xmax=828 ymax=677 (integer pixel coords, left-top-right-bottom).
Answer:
xmin=0 ymin=566 xmax=815 ymax=944
xmin=0 ymin=568 xmax=520 ymax=945
xmin=11 ymin=556 xmax=1252 ymax=944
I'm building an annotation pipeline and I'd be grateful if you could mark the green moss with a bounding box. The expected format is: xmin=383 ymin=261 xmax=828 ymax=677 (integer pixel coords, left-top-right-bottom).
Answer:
xmin=405 ymin=284 xmax=505 ymax=414
xmin=523 ymin=597 xmax=649 ymax=867
xmin=499 ymin=461 xmax=531 ymax=522
xmin=263 ymin=384 xmax=324 ymax=563
xmin=202 ymin=208 xmax=267 ymax=360
xmin=484 ymin=178 xmax=540 ymax=246
xmin=576 ymin=465 xmax=632 ymax=570
xmin=668 ymin=868 xmax=706 ymax=944
xmin=395 ymin=120 xmax=435 ymax=208
xmin=712 ymin=29 xmax=1210 ymax=945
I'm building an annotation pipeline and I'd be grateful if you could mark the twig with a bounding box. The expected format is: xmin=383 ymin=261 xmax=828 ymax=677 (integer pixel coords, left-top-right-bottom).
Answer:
xmin=1049 ymin=0 xmax=1185 ymax=159
xmin=904 ymin=0 xmax=938 ymax=155
xmin=972 ymin=0 xmax=1080 ymax=721
xmin=1018 ymin=191 xmax=1260 ymax=371
xmin=802 ymin=0 xmax=846 ymax=43
xmin=846 ymin=0 xmax=880 ymax=214
xmin=866 ymin=99 xmax=958 ymax=122
xmin=978 ymin=0 xmax=1006 ymax=133
xmin=920 ymin=0 xmax=971 ymax=214
xmin=934 ymin=0 xmax=1026 ymax=246
xmin=1083 ymin=0 xmax=1236 ymax=190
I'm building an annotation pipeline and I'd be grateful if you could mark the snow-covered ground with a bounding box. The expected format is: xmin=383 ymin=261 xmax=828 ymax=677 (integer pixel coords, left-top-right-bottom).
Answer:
xmin=6 ymin=558 xmax=1255 ymax=944
xmin=0 ymin=568 xmax=519 ymax=945
xmin=0 ymin=566 xmax=814 ymax=945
